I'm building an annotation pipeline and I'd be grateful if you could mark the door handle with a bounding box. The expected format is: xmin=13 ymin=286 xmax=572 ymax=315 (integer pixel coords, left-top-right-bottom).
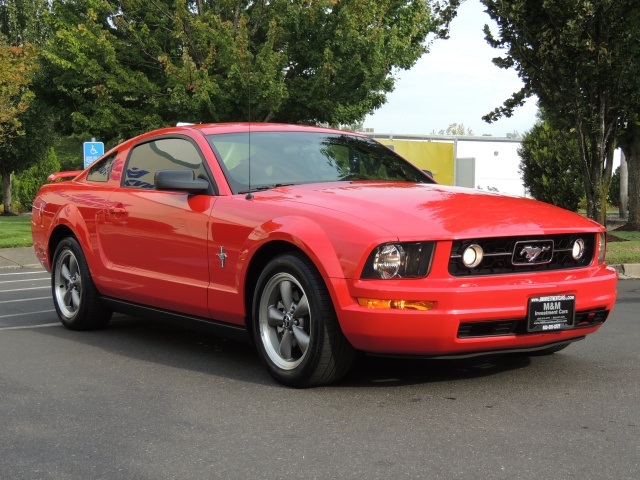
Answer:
xmin=107 ymin=205 xmax=127 ymax=215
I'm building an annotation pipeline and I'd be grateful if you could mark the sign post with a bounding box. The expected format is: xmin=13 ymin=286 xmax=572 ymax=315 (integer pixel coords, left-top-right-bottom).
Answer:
xmin=83 ymin=140 xmax=105 ymax=168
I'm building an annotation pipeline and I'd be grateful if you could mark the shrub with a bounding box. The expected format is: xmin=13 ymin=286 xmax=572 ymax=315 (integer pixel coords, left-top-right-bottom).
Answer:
xmin=13 ymin=148 xmax=60 ymax=210
xmin=519 ymin=122 xmax=584 ymax=212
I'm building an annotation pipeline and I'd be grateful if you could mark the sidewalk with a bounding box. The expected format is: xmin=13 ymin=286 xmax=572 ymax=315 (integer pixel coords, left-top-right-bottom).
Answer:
xmin=1 ymin=245 xmax=638 ymax=278
xmin=0 ymin=247 xmax=43 ymax=270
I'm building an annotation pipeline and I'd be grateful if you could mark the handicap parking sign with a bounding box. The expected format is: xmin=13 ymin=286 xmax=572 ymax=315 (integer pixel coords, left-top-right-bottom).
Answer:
xmin=83 ymin=141 xmax=105 ymax=168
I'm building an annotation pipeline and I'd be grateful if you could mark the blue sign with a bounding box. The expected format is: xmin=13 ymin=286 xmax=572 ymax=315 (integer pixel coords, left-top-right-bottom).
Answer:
xmin=83 ymin=141 xmax=105 ymax=168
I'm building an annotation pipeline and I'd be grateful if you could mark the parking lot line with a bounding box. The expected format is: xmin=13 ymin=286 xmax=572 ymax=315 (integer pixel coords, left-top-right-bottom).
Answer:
xmin=0 ymin=297 xmax=51 ymax=304
xmin=0 ymin=278 xmax=50 ymax=284
xmin=0 ymin=287 xmax=50 ymax=293
xmin=0 ymin=309 xmax=55 ymax=319
xmin=0 ymin=322 xmax=59 ymax=331
xmin=0 ymin=271 xmax=47 ymax=276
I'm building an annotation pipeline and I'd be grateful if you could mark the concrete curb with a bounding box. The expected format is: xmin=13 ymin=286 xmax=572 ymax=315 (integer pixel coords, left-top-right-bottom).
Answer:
xmin=612 ymin=263 xmax=640 ymax=279
xmin=0 ymin=247 xmax=43 ymax=270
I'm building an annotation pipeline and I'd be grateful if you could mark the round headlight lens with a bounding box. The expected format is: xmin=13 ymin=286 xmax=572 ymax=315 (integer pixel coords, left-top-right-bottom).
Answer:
xmin=462 ymin=244 xmax=484 ymax=268
xmin=572 ymin=238 xmax=585 ymax=260
xmin=373 ymin=244 xmax=404 ymax=279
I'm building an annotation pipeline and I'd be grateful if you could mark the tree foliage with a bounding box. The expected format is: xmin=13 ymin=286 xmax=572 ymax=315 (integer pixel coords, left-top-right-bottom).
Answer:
xmin=0 ymin=42 xmax=37 ymax=145
xmin=0 ymin=0 xmax=51 ymax=214
xmin=437 ymin=122 xmax=473 ymax=136
xmin=38 ymin=0 xmax=460 ymax=144
xmin=519 ymin=121 xmax=584 ymax=212
xmin=481 ymin=0 xmax=640 ymax=225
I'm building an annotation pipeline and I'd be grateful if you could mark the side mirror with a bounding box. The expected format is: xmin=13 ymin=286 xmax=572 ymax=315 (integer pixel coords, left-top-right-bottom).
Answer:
xmin=154 ymin=169 xmax=209 ymax=193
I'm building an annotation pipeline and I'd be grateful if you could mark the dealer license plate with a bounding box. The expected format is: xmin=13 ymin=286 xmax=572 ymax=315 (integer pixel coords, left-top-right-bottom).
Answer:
xmin=527 ymin=294 xmax=576 ymax=332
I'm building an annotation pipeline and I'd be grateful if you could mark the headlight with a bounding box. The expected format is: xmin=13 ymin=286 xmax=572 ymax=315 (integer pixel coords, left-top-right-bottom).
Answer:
xmin=572 ymin=238 xmax=585 ymax=260
xmin=462 ymin=244 xmax=484 ymax=268
xmin=598 ymin=232 xmax=606 ymax=264
xmin=361 ymin=242 xmax=435 ymax=279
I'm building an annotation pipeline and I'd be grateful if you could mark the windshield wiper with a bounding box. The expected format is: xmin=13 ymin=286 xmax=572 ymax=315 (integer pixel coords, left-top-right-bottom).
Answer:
xmin=239 ymin=183 xmax=296 ymax=194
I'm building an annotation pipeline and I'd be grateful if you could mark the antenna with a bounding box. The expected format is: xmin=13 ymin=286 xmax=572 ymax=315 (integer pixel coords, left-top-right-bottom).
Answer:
xmin=245 ymin=58 xmax=253 ymax=200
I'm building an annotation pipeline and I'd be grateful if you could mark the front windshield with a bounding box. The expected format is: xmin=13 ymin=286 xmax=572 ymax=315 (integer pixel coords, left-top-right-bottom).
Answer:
xmin=206 ymin=131 xmax=433 ymax=194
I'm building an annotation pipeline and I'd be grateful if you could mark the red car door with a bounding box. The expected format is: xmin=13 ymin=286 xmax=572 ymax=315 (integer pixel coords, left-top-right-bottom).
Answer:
xmin=96 ymin=136 xmax=216 ymax=318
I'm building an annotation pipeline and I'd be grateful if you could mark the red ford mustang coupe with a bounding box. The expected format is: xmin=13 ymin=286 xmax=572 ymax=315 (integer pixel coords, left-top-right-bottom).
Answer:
xmin=32 ymin=123 xmax=618 ymax=387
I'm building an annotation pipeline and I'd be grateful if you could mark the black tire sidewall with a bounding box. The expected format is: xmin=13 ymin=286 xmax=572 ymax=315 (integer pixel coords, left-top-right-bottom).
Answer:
xmin=252 ymin=254 xmax=328 ymax=387
xmin=51 ymin=237 xmax=96 ymax=329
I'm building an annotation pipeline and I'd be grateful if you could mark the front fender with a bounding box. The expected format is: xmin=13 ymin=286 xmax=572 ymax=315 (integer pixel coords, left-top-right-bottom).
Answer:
xmin=242 ymin=214 xmax=393 ymax=280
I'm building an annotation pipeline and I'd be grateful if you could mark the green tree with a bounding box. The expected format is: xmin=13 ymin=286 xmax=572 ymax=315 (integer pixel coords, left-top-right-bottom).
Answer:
xmin=0 ymin=0 xmax=51 ymax=215
xmin=0 ymin=41 xmax=38 ymax=214
xmin=481 ymin=0 xmax=640 ymax=225
xmin=519 ymin=121 xmax=584 ymax=212
xmin=38 ymin=0 xmax=460 ymax=144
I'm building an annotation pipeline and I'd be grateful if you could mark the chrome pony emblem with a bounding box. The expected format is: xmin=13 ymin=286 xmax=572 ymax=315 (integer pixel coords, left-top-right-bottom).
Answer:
xmin=513 ymin=240 xmax=554 ymax=265
xmin=520 ymin=245 xmax=550 ymax=262
xmin=216 ymin=246 xmax=228 ymax=268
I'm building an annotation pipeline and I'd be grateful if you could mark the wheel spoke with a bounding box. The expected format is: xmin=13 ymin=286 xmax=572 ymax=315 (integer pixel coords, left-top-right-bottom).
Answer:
xmin=292 ymin=294 xmax=309 ymax=318
xmin=61 ymin=264 xmax=71 ymax=282
xmin=267 ymin=306 xmax=284 ymax=327
xmin=69 ymin=255 xmax=79 ymax=277
xmin=71 ymin=290 xmax=81 ymax=310
xmin=279 ymin=329 xmax=293 ymax=359
xmin=292 ymin=325 xmax=310 ymax=353
xmin=63 ymin=288 xmax=72 ymax=307
xmin=280 ymin=280 xmax=293 ymax=311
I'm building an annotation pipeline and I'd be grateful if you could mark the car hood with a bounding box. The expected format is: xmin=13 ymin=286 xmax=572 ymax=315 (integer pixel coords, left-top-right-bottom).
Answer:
xmin=255 ymin=182 xmax=602 ymax=240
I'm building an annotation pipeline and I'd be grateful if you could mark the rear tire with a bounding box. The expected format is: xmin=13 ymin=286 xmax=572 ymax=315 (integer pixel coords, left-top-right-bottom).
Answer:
xmin=51 ymin=237 xmax=112 ymax=330
xmin=252 ymin=253 xmax=355 ymax=387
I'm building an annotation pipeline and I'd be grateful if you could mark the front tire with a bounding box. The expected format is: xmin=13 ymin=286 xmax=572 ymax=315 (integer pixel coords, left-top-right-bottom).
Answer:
xmin=252 ymin=253 xmax=354 ymax=387
xmin=52 ymin=237 xmax=112 ymax=330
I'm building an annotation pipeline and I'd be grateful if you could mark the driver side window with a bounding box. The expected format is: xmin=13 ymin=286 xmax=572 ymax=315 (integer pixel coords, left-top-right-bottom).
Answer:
xmin=124 ymin=138 xmax=206 ymax=189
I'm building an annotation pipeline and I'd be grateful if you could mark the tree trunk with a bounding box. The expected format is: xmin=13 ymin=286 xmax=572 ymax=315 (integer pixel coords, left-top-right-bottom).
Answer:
xmin=1 ymin=171 xmax=12 ymax=215
xmin=624 ymin=127 xmax=640 ymax=230
xmin=577 ymin=127 xmax=603 ymax=223
xmin=620 ymin=151 xmax=628 ymax=219
xmin=576 ymin=109 xmax=616 ymax=226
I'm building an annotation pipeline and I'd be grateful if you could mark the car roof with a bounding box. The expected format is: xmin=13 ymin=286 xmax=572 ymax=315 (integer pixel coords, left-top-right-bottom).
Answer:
xmin=189 ymin=123 xmax=359 ymax=136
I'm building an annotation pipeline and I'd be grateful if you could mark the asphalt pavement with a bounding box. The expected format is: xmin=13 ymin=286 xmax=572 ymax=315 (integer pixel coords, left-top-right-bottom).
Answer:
xmin=2 ymin=245 xmax=639 ymax=278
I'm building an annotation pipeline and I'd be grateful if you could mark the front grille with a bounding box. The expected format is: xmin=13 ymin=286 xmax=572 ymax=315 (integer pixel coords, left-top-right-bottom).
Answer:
xmin=449 ymin=233 xmax=596 ymax=277
xmin=457 ymin=308 xmax=609 ymax=338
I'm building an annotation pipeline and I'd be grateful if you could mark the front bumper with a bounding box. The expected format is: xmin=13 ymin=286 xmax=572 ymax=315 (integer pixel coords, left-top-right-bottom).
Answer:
xmin=329 ymin=264 xmax=618 ymax=356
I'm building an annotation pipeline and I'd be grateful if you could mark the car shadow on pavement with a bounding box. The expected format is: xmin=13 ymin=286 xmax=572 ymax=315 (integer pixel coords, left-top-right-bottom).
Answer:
xmin=38 ymin=314 xmax=273 ymax=386
xmin=340 ymin=351 xmax=532 ymax=388
xmin=37 ymin=313 xmax=532 ymax=388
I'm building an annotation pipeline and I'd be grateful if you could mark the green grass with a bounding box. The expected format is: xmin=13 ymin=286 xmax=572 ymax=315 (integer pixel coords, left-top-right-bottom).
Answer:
xmin=1 ymin=212 xmax=639 ymax=265
xmin=607 ymin=230 xmax=640 ymax=265
xmin=0 ymin=214 xmax=33 ymax=248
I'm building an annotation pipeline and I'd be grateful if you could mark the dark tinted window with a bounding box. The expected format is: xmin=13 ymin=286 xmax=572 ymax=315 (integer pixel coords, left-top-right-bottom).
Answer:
xmin=124 ymin=138 xmax=206 ymax=189
xmin=86 ymin=154 xmax=116 ymax=182
xmin=207 ymin=132 xmax=432 ymax=194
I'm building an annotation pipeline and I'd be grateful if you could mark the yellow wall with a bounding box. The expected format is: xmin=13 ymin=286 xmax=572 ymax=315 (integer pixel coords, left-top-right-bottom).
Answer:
xmin=378 ymin=139 xmax=455 ymax=185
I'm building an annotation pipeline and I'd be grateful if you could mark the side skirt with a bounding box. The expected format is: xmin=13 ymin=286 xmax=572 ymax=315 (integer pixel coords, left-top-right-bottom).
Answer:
xmin=101 ymin=297 xmax=250 ymax=344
